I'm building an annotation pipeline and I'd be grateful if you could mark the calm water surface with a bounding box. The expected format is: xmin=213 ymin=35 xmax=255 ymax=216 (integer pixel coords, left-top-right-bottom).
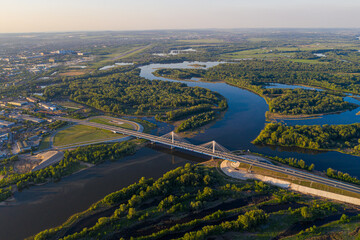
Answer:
xmin=1 ymin=61 xmax=360 ymax=239
xmin=140 ymin=61 xmax=360 ymax=176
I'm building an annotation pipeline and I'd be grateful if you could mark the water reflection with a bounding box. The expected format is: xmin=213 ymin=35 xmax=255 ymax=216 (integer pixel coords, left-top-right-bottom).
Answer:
xmin=0 ymin=147 xmax=193 ymax=240
xmin=2 ymin=61 xmax=360 ymax=240
xmin=139 ymin=61 xmax=360 ymax=177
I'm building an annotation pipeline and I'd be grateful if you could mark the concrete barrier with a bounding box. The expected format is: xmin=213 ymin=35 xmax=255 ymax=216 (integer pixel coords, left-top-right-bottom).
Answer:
xmin=220 ymin=160 xmax=360 ymax=206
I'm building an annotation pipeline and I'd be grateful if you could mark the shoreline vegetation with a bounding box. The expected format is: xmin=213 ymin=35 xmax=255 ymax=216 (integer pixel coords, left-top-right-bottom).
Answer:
xmin=151 ymin=66 xmax=358 ymax=121
xmin=246 ymin=152 xmax=360 ymax=193
xmin=253 ymin=123 xmax=360 ymax=157
xmin=30 ymin=163 xmax=360 ymax=240
xmin=44 ymin=67 xmax=228 ymax=133
xmin=265 ymin=110 xmax=347 ymax=120
xmin=0 ymin=140 xmax=142 ymax=203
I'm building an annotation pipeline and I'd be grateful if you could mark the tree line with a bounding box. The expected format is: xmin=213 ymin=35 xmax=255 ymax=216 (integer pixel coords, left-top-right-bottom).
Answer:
xmin=176 ymin=111 xmax=217 ymax=132
xmin=154 ymin=62 xmax=357 ymax=117
xmin=33 ymin=163 xmax=273 ymax=240
xmin=0 ymin=141 xmax=136 ymax=201
xmin=253 ymin=123 xmax=360 ymax=154
xmin=326 ymin=168 xmax=360 ymax=186
xmin=265 ymin=88 xmax=357 ymax=115
xmin=44 ymin=69 xmax=225 ymax=118
xmin=153 ymin=68 xmax=206 ymax=80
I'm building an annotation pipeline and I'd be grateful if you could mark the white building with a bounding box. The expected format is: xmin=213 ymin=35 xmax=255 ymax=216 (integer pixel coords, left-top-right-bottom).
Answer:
xmin=22 ymin=115 xmax=45 ymax=123
xmin=39 ymin=103 xmax=57 ymax=111
xmin=8 ymin=100 xmax=28 ymax=107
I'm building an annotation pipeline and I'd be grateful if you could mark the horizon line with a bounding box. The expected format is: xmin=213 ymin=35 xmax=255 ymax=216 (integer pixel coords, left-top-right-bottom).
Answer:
xmin=1 ymin=27 xmax=360 ymax=35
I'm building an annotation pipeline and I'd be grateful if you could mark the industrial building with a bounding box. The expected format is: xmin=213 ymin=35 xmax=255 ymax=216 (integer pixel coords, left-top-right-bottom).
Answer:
xmin=39 ymin=102 xmax=57 ymax=111
xmin=0 ymin=120 xmax=15 ymax=128
xmin=22 ymin=115 xmax=45 ymax=123
xmin=26 ymin=97 xmax=38 ymax=103
xmin=17 ymin=141 xmax=31 ymax=153
xmin=8 ymin=100 xmax=28 ymax=107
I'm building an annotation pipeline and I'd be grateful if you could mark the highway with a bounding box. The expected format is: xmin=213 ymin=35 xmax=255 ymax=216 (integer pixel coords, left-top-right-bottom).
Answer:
xmin=56 ymin=117 xmax=360 ymax=196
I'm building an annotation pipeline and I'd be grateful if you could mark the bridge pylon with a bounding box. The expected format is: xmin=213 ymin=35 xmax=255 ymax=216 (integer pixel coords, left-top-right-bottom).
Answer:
xmin=161 ymin=131 xmax=190 ymax=149
xmin=199 ymin=140 xmax=230 ymax=160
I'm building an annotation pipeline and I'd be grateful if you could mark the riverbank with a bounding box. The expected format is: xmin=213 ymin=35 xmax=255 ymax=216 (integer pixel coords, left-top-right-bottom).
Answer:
xmin=139 ymin=61 xmax=360 ymax=178
xmin=252 ymin=122 xmax=360 ymax=158
xmin=0 ymin=140 xmax=143 ymax=205
xmin=265 ymin=111 xmax=345 ymax=121
xmin=220 ymin=160 xmax=360 ymax=205
xmin=151 ymin=66 xmax=358 ymax=122
xmin=30 ymin=162 xmax=360 ymax=240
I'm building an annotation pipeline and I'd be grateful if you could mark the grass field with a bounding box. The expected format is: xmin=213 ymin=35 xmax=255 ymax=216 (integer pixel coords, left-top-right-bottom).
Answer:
xmin=89 ymin=118 xmax=134 ymax=130
xmin=53 ymin=125 xmax=120 ymax=147
xmin=58 ymin=71 xmax=87 ymax=76
xmin=38 ymin=135 xmax=51 ymax=150
xmin=221 ymin=48 xmax=296 ymax=59
xmin=177 ymin=38 xmax=224 ymax=43
xmin=55 ymin=101 xmax=84 ymax=110
xmin=115 ymin=44 xmax=152 ymax=60
xmin=91 ymin=44 xmax=151 ymax=68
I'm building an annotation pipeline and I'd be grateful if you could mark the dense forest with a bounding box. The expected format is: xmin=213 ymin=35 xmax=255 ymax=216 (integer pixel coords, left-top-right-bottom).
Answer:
xmin=155 ymin=104 xmax=213 ymax=122
xmin=265 ymin=88 xmax=357 ymax=115
xmin=176 ymin=111 xmax=217 ymax=132
xmin=32 ymin=163 xmax=358 ymax=240
xmin=157 ymin=63 xmax=358 ymax=117
xmin=203 ymin=61 xmax=360 ymax=94
xmin=153 ymin=68 xmax=206 ymax=80
xmin=253 ymin=123 xmax=360 ymax=154
xmin=44 ymin=69 xmax=226 ymax=119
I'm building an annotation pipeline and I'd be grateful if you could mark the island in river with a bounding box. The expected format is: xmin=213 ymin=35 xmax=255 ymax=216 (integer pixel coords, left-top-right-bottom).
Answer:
xmin=253 ymin=122 xmax=360 ymax=157
xmin=3 ymin=30 xmax=360 ymax=240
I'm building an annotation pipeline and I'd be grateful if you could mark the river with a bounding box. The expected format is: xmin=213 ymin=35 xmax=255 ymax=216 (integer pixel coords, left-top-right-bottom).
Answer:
xmin=139 ymin=61 xmax=360 ymax=177
xmin=1 ymin=61 xmax=360 ymax=239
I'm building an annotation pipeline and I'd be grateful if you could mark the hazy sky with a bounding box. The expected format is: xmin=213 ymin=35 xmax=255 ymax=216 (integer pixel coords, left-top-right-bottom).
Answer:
xmin=1 ymin=0 xmax=360 ymax=33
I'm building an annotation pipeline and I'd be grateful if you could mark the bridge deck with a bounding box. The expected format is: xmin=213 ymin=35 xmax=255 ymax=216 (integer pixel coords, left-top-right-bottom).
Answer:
xmin=56 ymin=117 xmax=360 ymax=195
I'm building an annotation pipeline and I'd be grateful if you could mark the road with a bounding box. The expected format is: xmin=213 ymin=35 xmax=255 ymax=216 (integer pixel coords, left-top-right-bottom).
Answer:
xmin=35 ymin=117 xmax=143 ymax=153
xmin=110 ymin=45 xmax=151 ymax=61
xmin=56 ymin=116 xmax=360 ymax=196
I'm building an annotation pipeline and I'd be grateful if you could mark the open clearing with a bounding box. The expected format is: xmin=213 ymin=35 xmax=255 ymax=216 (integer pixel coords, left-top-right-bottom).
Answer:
xmin=221 ymin=48 xmax=296 ymax=59
xmin=53 ymin=125 xmax=120 ymax=147
xmin=59 ymin=71 xmax=87 ymax=76
xmin=89 ymin=118 xmax=134 ymax=130
xmin=38 ymin=135 xmax=51 ymax=150
xmin=177 ymin=38 xmax=224 ymax=43
xmin=54 ymin=101 xmax=84 ymax=110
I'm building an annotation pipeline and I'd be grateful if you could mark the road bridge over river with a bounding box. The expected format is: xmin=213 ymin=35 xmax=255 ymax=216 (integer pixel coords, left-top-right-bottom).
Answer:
xmin=55 ymin=117 xmax=360 ymax=196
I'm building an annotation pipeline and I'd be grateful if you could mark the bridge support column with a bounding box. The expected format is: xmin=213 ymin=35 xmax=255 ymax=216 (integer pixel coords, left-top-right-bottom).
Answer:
xmin=211 ymin=141 xmax=216 ymax=160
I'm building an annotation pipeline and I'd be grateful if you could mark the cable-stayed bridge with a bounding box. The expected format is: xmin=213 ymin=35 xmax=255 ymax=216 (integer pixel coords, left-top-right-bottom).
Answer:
xmin=55 ymin=117 xmax=360 ymax=195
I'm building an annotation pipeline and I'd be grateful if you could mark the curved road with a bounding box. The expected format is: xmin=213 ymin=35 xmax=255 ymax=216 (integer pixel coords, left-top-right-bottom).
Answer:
xmin=38 ymin=117 xmax=143 ymax=153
